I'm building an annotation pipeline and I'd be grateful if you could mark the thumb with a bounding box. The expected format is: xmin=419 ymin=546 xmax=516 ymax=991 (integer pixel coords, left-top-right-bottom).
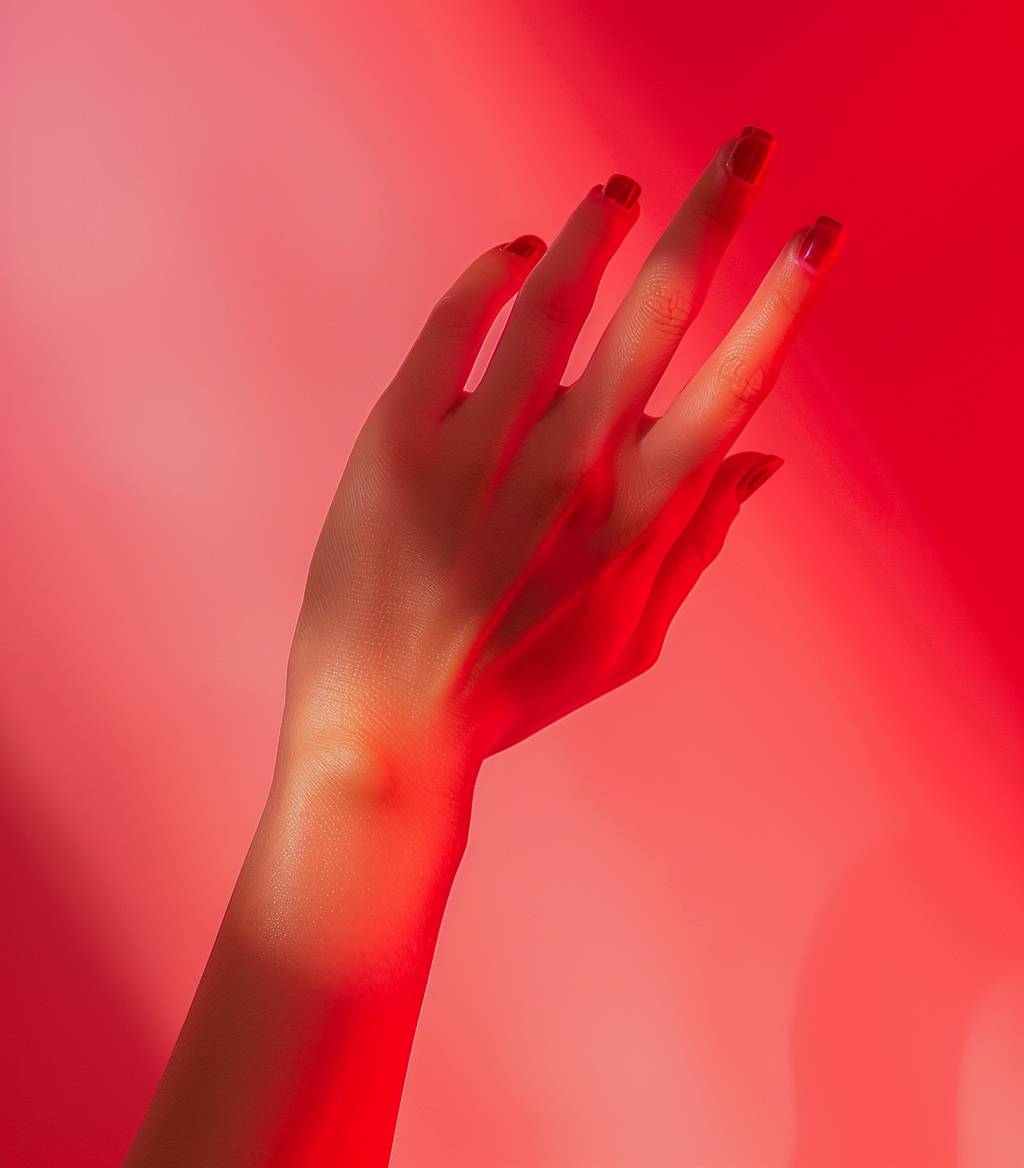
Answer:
xmin=607 ymin=452 xmax=785 ymax=687
xmin=682 ymin=451 xmax=785 ymax=569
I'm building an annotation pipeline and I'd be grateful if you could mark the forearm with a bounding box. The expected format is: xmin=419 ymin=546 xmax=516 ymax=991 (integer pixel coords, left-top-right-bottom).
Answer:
xmin=125 ymin=729 xmax=478 ymax=1167
xmin=125 ymin=130 xmax=828 ymax=1166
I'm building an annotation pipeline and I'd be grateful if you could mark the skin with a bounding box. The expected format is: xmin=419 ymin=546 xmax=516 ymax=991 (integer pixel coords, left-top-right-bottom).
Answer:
xmin=124 ymin=128 xmax=844 ymax=1166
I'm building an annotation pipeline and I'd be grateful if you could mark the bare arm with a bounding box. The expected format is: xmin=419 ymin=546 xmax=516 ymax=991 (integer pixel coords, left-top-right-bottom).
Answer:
xmin=124 ymin=742 xmax=475 ymax=1165
xmin=125 ymin=127 xmax=843 ymax=1166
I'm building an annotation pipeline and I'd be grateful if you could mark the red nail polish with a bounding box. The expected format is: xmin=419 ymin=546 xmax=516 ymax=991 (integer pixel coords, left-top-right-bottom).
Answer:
xmin=736 ymin=455 xmax=784 ymax=501
xmin=502 ymin=234 xmax=545 ymax=258
xmin=602 ymin=173 xmax=641 ymax=208
xmin=798 ymin=216 xmax=844 ymax=272
xmin=727 ymin=127 xmax=775 ymax=184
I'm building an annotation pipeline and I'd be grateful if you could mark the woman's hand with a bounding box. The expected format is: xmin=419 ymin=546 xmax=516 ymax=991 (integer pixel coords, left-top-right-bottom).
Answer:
xmin=283 ymin=128 xmax=843 ymax=800
xmin=126 ymin=129 xmax=844 ymax=1168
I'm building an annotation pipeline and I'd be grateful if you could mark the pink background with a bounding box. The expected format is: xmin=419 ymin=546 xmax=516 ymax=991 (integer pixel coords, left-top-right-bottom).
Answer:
xmin=3 ymin=2 xmax=1023 ymax=1164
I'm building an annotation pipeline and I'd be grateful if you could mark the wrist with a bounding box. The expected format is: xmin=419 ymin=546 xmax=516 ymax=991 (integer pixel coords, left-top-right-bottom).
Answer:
xmin=235 ymin=752 xmax=473 ymax=988
xmin=274 ymin=668 xmax=482 ymax=833
xmin=273 ymin=733 xmax=479 ymax=840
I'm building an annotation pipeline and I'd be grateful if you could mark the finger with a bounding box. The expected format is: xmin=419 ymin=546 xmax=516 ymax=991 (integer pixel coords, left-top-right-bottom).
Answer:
xmin=561 ymin=128 xmax=776 ymax=444
xmin=639 ymin=216 xmax=844 ymax=504
xmin=612 ymin=451 xmax=783 ymax=684
xmin=378 ymin=235 xmax=547 ymax=427
xmin=452 ymin=176 xmax=641 ymax=464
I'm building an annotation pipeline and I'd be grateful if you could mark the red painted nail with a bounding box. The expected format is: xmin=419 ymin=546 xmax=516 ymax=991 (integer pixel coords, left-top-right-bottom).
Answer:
xmin=602 ymin=173 xmax=641 ymax=208
xmin=727 ymin=127 xmax=775 ymax=184
xmin=502 ymin=234 xmax=546 ymax=258
xmin=736 ymin=455 xmax=784 ymax=501
xmin=799 ymin=216 xmax=844 ymax=272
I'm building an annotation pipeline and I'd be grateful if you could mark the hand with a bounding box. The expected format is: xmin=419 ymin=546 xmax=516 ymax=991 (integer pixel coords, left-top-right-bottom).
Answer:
xmin=283 ymin=128 xmax=843 ymax=799
xmin=125 ymin=129 xmax=845 ymax=1168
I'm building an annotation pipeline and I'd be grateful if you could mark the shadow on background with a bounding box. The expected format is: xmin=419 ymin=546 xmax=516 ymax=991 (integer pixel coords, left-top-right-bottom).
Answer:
xmin=0 ymin=757 xmax=157 ymax=1166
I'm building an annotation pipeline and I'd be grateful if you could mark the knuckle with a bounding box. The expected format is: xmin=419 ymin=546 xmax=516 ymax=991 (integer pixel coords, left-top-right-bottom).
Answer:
xmin=712 ymin=347 xmax=767 ymax=408
xmin=635 ymin=277 xmax=700 ymax=339
xmin=569 ymin=195 xmax=617 ymax=242
xmin=526 ymin=280 xmax=589 ymax=333
xmin=531 ymin=441 xmax=591 ymax=510
xmin=771 ymin=268 xmax=809 ymax=319
xmin=362 ymin=400 xmax=423 ymax=470
xmin=550 ymin=451 xmax=588 ymax=499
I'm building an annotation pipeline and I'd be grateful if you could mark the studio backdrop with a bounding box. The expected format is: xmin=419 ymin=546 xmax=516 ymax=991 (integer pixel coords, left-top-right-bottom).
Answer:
xmin=3 ymin=1 xmax=1022 ymax=1164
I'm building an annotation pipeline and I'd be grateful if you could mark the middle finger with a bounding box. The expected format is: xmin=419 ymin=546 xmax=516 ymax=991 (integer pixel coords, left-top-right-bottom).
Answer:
xmin=558 ymin=128 xmax=775 ymax=445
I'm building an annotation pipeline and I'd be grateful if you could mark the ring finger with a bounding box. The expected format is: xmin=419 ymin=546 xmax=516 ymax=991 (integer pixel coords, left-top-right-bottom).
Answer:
xmin=557 ymin=127 xmax=776 ymax=448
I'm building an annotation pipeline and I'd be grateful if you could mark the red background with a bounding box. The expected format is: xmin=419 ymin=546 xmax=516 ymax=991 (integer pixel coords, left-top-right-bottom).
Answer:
xmin=3 ymin=2 xmax=1022 ymax=1164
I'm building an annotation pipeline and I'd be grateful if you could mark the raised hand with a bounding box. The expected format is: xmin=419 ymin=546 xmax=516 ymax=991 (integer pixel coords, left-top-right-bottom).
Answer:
xmin=284 ymin=128 xmax=843 ymax=789
xmin=126 ymin=130 xmax=844 ymax=1168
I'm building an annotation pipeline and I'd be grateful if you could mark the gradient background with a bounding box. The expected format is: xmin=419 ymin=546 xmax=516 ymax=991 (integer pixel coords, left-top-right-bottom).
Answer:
xmin=3 ymin=2 xmax=1023 ymax=1165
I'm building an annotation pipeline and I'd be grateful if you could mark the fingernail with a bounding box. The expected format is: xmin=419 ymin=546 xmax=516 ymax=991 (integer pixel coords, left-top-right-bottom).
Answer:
xmin=602 ymin=173 xmax=642 ymax=208
xmin=798 ymin=216 xmax=844 ymax=272
xmin=727 ymin=126 xmax=775 ymax=184
xmin=502 ymin=234 xmax=546 ymax=258
xmin=737 ymin=455 xmax=784 ymax=502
